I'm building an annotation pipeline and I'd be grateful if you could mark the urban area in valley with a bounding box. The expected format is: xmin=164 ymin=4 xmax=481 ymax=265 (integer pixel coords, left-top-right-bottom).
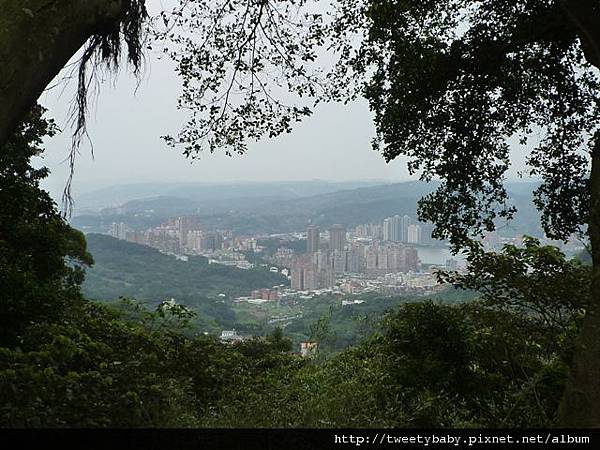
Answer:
xmin=76 ymin=181 xmax=586 ymax=353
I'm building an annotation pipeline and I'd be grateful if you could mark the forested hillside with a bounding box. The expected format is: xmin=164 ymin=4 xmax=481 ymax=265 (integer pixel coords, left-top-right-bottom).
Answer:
xmin=83 ymin=234 xmax=288 ymax=303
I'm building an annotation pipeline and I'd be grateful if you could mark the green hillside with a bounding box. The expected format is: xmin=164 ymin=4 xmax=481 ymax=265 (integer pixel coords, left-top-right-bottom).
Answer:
xmin=83 ymin=233 xmax=288 ymax=305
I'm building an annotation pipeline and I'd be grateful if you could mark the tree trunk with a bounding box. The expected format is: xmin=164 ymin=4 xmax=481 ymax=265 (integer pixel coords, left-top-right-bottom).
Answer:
xmin=556 ymin=0 xmax=600 ymax=428
xmin=0 ymin=0 xmax=124 ymax=148
xmin=560 ymin=0 xmax=600 ymax=69
xmin=557 ymin=136 xmax=600 ymax=427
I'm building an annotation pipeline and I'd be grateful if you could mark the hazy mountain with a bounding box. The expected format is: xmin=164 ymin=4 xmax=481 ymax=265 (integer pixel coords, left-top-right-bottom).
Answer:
xmin=73 ymin=180 xmax=543 ymax=236
xmin=74 ymin=180 xmax=388 ymax=212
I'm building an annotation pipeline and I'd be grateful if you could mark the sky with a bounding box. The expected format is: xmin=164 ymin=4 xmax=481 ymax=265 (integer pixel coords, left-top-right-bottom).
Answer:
xmin=37 ymin=0 xmax=530 ymax=202
xmin=38 ymin=45 xmax=407 ymax=201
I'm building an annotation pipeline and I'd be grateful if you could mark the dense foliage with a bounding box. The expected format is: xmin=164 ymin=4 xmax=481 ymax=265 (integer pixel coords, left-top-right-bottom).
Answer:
xmin=199 ymin=301 xmax=571 ymax=427
xmin=440 ymin=237 xmax=590 ymax=330
xmin=324 ymin=0 xmax=600 ymax=246
xmin=0 ymin=105 xmax=92 ymax=346
xmin=0 ymin=107 xmax=295 ymax=426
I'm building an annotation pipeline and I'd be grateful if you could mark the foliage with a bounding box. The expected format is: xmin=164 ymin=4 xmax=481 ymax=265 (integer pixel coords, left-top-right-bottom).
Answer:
xmin=154 ymin=0 xmax=325 ymax=156
xmin=0 ymin=105 xmax=194 ymax=426
xmin=204 ymin=301 xmax=571 ymax=427
xmin=439 ymin=237 xmax=590 ymax=330
xmin=2 ymin=2 xmax=596 ymax=428
xmin=0 ymin=111 xmax=578 ymax=426
xmin=0 ymin=293 xmax=308 ymax=427
xmin=325 ymin=0 xmax=600 ymax=246
xmin=149 ymin=1 xmax=600 ymax=249
xmin=61 ymin=0 xmax=149 ymax=213
xmin=0 ymin=300 xmax=198 ymax=427
xmin=1 ymin=293 xmax=573 ymax=427
xmin=0 ymin=105 xmax=93 ymax=345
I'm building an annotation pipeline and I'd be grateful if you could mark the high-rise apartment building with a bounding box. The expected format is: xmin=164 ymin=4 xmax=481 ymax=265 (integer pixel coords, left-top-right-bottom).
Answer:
xmin=306 ymin=225 xmax=320 ymax=254
xmin=383 ymin=218 xmax=393 ymax=241
xmin=366 ymin=248 xmax=378 ymax=271
xmin=346 ymin=245 xmax=363 ymax=273
xmin=188 ymin=230 xmax=202 ymax=251
xmin=405 ymin=247 xmax=419 ymax=271
xmin=407 ymin=224 xmax=422 ymax=244
xmin=201 ymin=231 xmax=223 ymax=252
xmin=291 ymin=254 xmax=327 ymax=290
xmin=291 ymin=266 xmax=303 ymax=290
xmin=329 ymin=224 xmax=347 ymax=252
xmin=178 ymin=216 xmax=195 ymax=250
xmin=363 ymin=242 xmax=420 ymax=274
xmin=110 ymin=222 xmax=130 ymax=240
xmin=372 ymin=224 xmax=384 ymax=240
xmin=391 ymin=215 xmax=402 ymax=241
xmin=401 ymin=215 xmax=412 ymax=243
xmin=332 ymin=250 xmax=347 ymax=274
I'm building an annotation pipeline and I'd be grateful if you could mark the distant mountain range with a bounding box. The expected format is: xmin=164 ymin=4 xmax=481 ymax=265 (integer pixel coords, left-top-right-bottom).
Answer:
xmin=72 ymin=180 xmax=544 ymax=237
xmin=74 ymin=180 xmax=389 ymax=212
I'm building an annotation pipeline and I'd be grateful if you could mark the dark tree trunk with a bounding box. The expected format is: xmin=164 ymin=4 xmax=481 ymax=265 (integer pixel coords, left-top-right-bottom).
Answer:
xmin=556 ymin=0 xmax=600 ymax=428
xmin=560 ymin=0 xmax=600 ymax=69
xmin=0 ymin=0 xmax=124 ymax=148
xmin=558 ymin=137 xmax=600 ymax=427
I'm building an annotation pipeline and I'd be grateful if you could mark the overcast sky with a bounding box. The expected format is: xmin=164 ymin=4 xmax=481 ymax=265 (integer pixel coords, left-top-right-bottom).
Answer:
xmin=39 ymin=56 xmax=407 ymax=200
xmin=37 ymin=0 xmax=530 ymax=202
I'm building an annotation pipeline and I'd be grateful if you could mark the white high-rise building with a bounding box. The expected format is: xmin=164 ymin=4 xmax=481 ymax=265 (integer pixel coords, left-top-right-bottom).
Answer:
xmin=110 ymin=222 xmax=130 ymax=240
xmin=383 ymin=218 xmax=393 ymax=241
xmin=401 ymin=215 xmax=412 ymax=242
xmin=407 ymin=224 xmax=422 ymax=244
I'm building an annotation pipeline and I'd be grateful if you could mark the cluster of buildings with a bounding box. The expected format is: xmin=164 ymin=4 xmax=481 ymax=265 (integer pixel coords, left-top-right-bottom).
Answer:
xmin=354 ymin=215 xmax=435 ymax=245
xmin=337 ymin=270 xmax=444 ymax=296
xmin=219 ymin=329 xmax=317 ymax=358
xmin=290 ymin=224 xmax=421 ymax=291
xmin=108 ymin=215 xmax=443 ymax=295
xmin=108 ymin=217 xmax=269 ymax=270
xmin=250 ymin=287 xmax=280 ymax=301
xmin=109 ymin=217 xmax=234 ymax=255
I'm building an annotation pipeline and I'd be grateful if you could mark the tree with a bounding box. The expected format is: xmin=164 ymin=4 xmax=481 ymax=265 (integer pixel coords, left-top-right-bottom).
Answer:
xmin=156 ymin=0 xmax=600 ymax=425
xmin=0 ymin=104 xmax=93 ymax=345
xmin=0 ymin=107 xmax=303 ymax=426
xmin=0 ymin=1 xmax=147 ymax=149
xmin=315 ymin=0 xmax=600 ymax=427
xmin=439 ymin=237 xmax=590 ymax=331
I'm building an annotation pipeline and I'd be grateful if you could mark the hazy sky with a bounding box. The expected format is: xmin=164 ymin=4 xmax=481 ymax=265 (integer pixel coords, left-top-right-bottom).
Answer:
xmin=37 ymin=0 xmax=529 ymax=202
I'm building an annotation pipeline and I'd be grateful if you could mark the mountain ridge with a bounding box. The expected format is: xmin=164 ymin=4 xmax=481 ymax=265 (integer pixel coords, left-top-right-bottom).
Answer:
xmin=73 ymin=180 xmax=543 ymax=236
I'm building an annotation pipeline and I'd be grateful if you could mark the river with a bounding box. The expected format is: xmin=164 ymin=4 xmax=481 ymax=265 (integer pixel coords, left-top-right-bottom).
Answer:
xmin=415 ymin=245 xmax=466 ymax=266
